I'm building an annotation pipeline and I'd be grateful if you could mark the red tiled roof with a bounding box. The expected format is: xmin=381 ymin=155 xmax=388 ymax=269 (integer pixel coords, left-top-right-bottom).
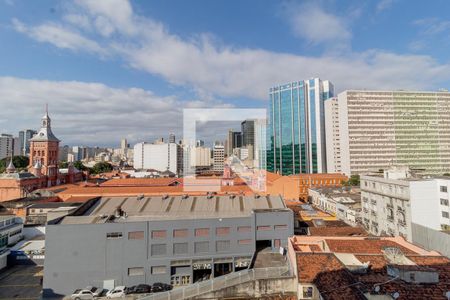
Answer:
xmin=100 ymin=178 xmax=182 ymax=187
xmin=309 ymin=226 xmax=368 ymax=237
xmin=325 ymin=239 xmax=418 ymax=255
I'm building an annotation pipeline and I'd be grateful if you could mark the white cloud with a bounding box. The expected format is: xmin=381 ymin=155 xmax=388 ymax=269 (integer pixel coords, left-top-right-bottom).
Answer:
xmin=283 ymin=2 xmax=351 ymax=48
xmin=414 ymin=18 xmax=450 ymax=35
xmin=12 ymin=18 xmax=107 ymax=56
xmin=10 ymin=0 xmax=450 ymax=102
xmin=376 ymin=0 xmax=396 ymax=13
xmin=0 ymin=77 xmax=228 ymax=146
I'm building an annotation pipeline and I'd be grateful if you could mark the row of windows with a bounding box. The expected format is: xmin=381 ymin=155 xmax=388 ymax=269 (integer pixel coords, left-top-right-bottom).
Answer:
xmin=107 ymin=225 xmax=287 ymax=241
xmin=150 ymin=240 xmax=249 ymax=256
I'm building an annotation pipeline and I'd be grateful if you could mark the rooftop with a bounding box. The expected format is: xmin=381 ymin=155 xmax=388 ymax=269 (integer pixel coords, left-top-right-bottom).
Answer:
xmin=291 ymin=236 xmax=448 ymax=300
xmin=58 ymin=194 xmax=288 ymax=225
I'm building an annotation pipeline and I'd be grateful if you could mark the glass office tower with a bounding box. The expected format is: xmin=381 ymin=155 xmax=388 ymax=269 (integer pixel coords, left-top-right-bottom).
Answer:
xmin=267 ymin=78 xmax=334 ymax=175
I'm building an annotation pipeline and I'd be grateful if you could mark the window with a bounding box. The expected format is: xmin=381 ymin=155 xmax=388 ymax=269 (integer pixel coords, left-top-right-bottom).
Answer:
xmin=442 ymin=211 xmax=449 ymax=219
xmin=274 ymin=225 xmax=287 ymax=230
xmin=194 ymin=241 xmax=209 ymax=253
xmin=173 ymin=242 xmax=189 ymax=255
xmin=238 ymin=239 xmax=252 ymax=245
xmin=194 ymin=228 xmax=209 ymax=237
xmin=237 ymin=226 xmax=251 ymax=232
xmin=106 ymin=232 xmax=122 ymax=239
xmin=257 ymin=225 xmax=271 ymax=231
xmin=151 ymin=266 xmax=166 ymax=274
xmin=151 ymin=244 xmax=166 ymax=256
xmin=216 ymin=227 xmax=230 ymax=236
xmin=440 ymin=199 xmax=449 ymax=206
xmin=173 ymin=229 xmax=189 ymax=238
xmin=128 ymin=231 xmax=144 ymax=240
xmin=409 ymin=272 xmax=415 ymax=281
xmin=152 ymin=230 xmax=167 ymax=239
xmin=128 ymin=267 xmax=144 ymax=276
xmin=274 ymin=239 xmax=281 ymax=248
xmin=303 ymin=286 xmax=313 ymax=298
xmin=216 ymin=240 xmax=230 ymax=252
xmin=440 ymin=186 xmax=448 ymax=193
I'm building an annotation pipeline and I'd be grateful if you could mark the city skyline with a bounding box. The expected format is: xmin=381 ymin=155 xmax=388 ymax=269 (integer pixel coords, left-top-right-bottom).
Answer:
xmin=1 ymin=0 xmax=450 ymax=145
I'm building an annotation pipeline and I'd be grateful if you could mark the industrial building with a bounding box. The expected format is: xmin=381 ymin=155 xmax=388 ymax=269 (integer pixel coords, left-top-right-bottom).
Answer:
xmin=43 ymin=194 xmax=294 ymax=296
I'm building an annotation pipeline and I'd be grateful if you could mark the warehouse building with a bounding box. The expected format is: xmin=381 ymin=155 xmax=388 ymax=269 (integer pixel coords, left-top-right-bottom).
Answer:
xmin=43 ymin=194 xmax=294 ymax=296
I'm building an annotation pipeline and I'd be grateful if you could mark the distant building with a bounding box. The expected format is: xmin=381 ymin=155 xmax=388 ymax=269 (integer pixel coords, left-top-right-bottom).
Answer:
xmin=267 ymin=78 xmax=334 ymax=175
xmin=213 ymin=144 xmax=225 ymax=172
xmin=168 ymin=133 xmax=176 ymax=144
xmin=0 ymin=134 xmax=14 ymax=160
xmin=226 ymin=130 xmax=242 ymax=156
xmin=324 ymin=97 xmax=341 ymax=173
xmin=120 ymin=138 xmax=129 ymax=150
xmin=361 ymin=167 xmax=450 ymax=256
xmin=133 ymin=142 xmax=178 ymax=174
xmin=0 ymin=215 xmax=23 ymax=270
xmin=241 ymin=120 xmax=255 ymax=151
xmin=308 ymin=186 xmax=361 ymax=226
xmin=329 ymin=90 xmax=450 ymax=175
xmin=19 ymin=129 xmax=37 ymax=156
xmin=196 ymin=140 xmax=205 ymax=147
xmin=43 ymin=195 xmax=293 ymax=296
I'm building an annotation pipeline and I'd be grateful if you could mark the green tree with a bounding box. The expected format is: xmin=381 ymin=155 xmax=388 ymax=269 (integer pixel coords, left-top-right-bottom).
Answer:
xmin=73 ymin=161 xmax=87 ymax=171
xmin=343 ymin=175 xmax=360 ymax=186
xmin=91 ymin=162 xmax=113 ymax=174
xmin=0 ymin=156 xmax=29 ymax=173
xmin=59 ymin=161 xmax=69 ymax=168
xmin=443 ymin=173 xmax=450 ymax=177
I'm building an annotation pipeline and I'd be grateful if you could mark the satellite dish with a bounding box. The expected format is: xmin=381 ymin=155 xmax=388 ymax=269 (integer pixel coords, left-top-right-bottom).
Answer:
xmin=374 ymin=286 xmax=380 ymax=293
xmin=392 ymin=292 xmax=400 ymax=299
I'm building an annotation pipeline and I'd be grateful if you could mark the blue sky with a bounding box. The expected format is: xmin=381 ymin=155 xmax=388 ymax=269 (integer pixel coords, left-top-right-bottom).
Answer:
xmin=0 ymin=0 xmax=450 ymax=146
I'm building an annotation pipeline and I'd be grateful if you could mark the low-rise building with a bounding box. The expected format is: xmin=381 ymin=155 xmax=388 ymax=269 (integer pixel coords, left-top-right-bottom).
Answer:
xmin=288 ymin=235 xmax=449 ymax=300
xmin=43 ymin=194 xmax=294 ymax=296
xmin=309 ymin=187 xmax=361 ymax=226
xmin=361 ymin=167 xmax=450 ymax=257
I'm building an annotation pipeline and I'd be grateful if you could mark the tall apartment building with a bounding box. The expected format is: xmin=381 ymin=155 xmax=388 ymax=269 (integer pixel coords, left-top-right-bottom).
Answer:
xmin=361 ymin=167 xmax=450 ymax=256
xmin=324 ymin=97 xmax=341 ymax=173
xmin=241 ymin=120 xmax=255 ymax=149
xmin=18 ymin=129 xmax=37 ymax=156
xmin=328 ymin=90 xmax=450 ymax=175
xmin=267 ymin=78 xmax=334 ymax=175
xmin=226 ymin=130 xmax=242 ymax=156
xmin=0 ymin=134 xmax=14 ymax=160
xmin=133 ymin=142 xmax=178 ymax=174
xmin=190 ymin=146 xmax=211 ymax=167
xmin=168 ymin=133 xmax=176 ymax=144
xmin=213 ymin=144 xmax=225 ymax=172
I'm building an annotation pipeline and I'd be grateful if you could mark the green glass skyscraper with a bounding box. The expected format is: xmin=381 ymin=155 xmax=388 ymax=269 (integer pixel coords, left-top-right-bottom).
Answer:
xmin=267 ymin=78 xmax=334 ymax=175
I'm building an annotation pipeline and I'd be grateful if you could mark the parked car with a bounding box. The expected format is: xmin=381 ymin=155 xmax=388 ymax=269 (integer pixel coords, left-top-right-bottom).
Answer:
xmin=106 ymin=286 xmax=127 ymax=298
xmin=152 ymin=282 xmax=172 ymax=293
xmin=129 ymin=284 xmax=152 ymax=294
xmin=70 ymin=289 xmax=94 ymax=300
xmin=85 ymin=286 xmax=103 ymax=297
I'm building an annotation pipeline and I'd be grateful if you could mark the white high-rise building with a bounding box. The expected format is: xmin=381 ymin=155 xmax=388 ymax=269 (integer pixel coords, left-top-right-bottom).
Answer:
xmin=190 ymin=146 xmax=211 ymax=167
xmin=213 ymin=144 xmax=225 ymax=172
xmin=327 ymin=90 xmax=450 ymax=176
xmin=133 ymin=142 xmax=178 ymax=173
xmin=324 ymin=97 xmax=341 ymax=173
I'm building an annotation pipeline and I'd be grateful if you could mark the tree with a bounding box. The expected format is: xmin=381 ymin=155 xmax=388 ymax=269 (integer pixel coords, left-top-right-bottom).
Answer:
xmin=73 ymin=161 xmax=87 ymax=171
xmin=443 ymin=173 xmax=450 ymax=177
xmin=91 ymin=162 xmax=113 ymax=174
xmin=0 ymin=156 xmax=29 ymax=173
xmin=343 ymin=175 xmax=360 ymax=186
xmin=59 ymin=161 xmax=69 ymax=168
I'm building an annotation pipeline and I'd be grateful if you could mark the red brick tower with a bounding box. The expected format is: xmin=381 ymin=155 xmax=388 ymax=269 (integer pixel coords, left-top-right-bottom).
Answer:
xmin=28 ymin=107 xmax=60 ymax=186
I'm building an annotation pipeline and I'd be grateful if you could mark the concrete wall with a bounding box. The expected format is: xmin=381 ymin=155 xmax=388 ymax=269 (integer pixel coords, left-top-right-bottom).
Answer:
xmin=43 ymin=210 xmax=293 ymax=296
xmin=411 ymin=222 xmax=450 ymax=257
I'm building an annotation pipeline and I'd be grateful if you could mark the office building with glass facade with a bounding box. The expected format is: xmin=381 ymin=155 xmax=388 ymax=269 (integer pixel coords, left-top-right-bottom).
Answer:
xmin=267 ymin=78 xmax=334 ymax=175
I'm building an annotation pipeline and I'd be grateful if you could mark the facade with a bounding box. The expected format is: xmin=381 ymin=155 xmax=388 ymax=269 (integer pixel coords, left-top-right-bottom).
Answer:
xmin=133 ymin=142 xmax=178 ymax=174
xmin=361 ymin=168 xmax=450 ymax=256
xmin=0 ymin=215 xmax=24 ymax=247
xmin=43 ymin=195 xmax=294 ymax=296
xmin=330 ymin=90 xmax=450 ymax=176
xmin=0 ymin=134 xmax=14 ymax=160
xmin=226 ymin=130 xmax=242 ymax=156
xmin=213 ymin=144 xmax=225 ymax=172
xmin=168 ymin=133 xmax=176 ymax=144
xmin=267 ymin=78 xmax=334 ymax=175
xmin=266 ymin=173 xmax=347 ymax=202
xmin=189 ymin=146 xmax=211 ymax=167
xmin=29 ymin=111 xmax=60 ymax=186
xmin=324 ymin=97 xmax=341 ymax=173
xmin=308 ymin=187 xmax=361 ymax=226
